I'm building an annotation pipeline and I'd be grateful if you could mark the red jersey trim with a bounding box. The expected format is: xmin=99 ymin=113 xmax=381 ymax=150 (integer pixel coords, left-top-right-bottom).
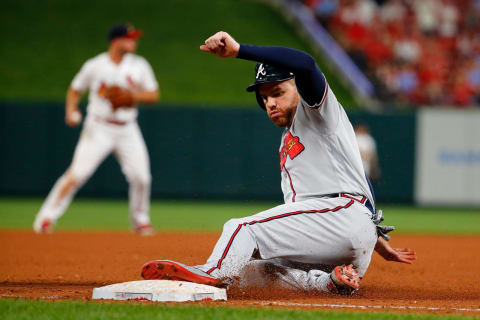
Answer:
xmin=340 ymin=193 xmax=366 ymax=204
xmin=284 ymin=166 xmax=296 ymax=202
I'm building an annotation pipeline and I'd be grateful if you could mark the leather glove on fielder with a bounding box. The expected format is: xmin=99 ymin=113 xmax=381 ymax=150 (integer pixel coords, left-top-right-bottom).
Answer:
xmin=105 ymin=85 xmax=135 ymax=110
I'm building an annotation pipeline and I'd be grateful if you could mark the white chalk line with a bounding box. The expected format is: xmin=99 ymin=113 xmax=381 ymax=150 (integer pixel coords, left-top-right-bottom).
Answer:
xmin=247 ymin=301 xmax=480 ymax=313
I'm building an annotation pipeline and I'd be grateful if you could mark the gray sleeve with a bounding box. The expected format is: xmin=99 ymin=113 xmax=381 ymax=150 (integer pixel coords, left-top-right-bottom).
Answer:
xmin=300 ymin=82 xmax=340 ymax=133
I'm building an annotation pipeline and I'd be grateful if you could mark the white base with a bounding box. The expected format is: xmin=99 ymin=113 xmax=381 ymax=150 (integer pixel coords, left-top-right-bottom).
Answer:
xmin=92 ymin=280 xmax=227 ymax=302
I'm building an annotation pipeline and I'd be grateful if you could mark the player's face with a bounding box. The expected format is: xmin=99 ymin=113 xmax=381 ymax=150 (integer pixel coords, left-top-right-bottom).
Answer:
xmin=120 ymin=38 xmax=138 ymax=53
xmin=259 ymin=79 xmax=299 ymax=128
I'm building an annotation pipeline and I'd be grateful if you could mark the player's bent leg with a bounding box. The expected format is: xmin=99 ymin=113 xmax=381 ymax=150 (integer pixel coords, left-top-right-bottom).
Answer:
xmin=33 ymin=167 xmax=100 ymax=234
xmin=33 ymin=171 xmax=82 ymax=234
xmin=33 ymin=120 xmax=114 ymax=234
xmin=347 ymin=202 xmax=378 ymax=278
xmin=237 ymin=259 xmax=360 ymax=295
xmin=140 ymin=217 xmax=259 ymax=286
xmin=233 ymin=198 xmax=374 ymax=295
xmin=196 ymin=217 xmax=259 ymax=279
xmin=246 ymin=199 xmax=369 ymax=264
xmin=197 ymin=199 xmax=360 ymax=280
xmin=238 ymin=259 xmax=313 ymax=291
xmin=140 ymin=198 xmax=375 ymax=293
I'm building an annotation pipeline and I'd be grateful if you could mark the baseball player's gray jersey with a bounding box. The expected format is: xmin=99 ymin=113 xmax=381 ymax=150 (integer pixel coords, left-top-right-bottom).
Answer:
xmin=280 ymin=83 xmax=374 ymax=205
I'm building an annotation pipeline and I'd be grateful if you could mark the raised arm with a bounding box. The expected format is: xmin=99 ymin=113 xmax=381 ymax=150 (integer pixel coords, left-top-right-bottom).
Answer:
xmin=200 ymin=31 xmax=326 ymax=106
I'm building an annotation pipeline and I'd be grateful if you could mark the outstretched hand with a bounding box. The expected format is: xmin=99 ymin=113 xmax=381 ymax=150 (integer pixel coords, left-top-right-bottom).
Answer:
xmin=375 ymin=237 xmax=417 ymax=264
xmin=200 ymin=31 xmax=240 ymax=58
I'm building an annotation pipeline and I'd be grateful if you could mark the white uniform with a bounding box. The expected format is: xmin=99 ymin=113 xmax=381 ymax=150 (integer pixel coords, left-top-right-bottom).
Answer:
xmin=33 ymin=52 xmax=158 ymax=231
xmin=196 ymin=83 xmax=377 ymax=292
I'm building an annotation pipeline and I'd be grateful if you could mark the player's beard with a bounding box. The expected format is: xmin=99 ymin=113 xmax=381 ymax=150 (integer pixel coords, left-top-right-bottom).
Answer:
xmin=271 ymin=105 xmax=296 ymax=128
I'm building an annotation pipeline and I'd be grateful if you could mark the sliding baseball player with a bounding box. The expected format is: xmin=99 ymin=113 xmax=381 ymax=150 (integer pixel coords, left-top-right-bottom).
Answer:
xmin=141 ymin=31 xmax=415 ymax=294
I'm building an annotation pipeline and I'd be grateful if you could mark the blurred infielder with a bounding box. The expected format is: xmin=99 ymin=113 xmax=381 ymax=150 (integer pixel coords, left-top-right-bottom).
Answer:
xmin=33 ymin=24 xmax=159 ymax=235
xmin=354 ymin=123 xmax=380 ymax=182
xmin=141 ymin=32 xmax=415 ymax=294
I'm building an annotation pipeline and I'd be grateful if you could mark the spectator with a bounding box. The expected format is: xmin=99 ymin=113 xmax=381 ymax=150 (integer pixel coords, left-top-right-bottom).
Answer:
xmin=298 ymin=0 xmax=480 ymax=108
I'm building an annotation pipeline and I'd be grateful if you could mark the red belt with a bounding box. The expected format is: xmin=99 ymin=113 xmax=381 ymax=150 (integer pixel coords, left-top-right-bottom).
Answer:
xmin=95 ymin=116 xmax=127 ymax=126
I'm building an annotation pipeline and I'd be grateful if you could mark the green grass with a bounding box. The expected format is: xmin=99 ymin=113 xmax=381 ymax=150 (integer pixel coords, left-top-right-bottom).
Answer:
xmin=0 ymin=197 xmax=479 ymax=234
xmin=0 ymin=0 xmax=356 ymax=107
xmin=0 ymin=299 xmax=476 ymax=320
xmin=0 ymin=198 xmax=273 ymax=231
xmin=377 ymin=205 xmax=480 ymax=235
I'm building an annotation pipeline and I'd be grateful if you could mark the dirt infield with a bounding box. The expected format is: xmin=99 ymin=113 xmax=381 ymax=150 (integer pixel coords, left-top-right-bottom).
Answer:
xmin=1 ymin=230 xmax=479 ymax=315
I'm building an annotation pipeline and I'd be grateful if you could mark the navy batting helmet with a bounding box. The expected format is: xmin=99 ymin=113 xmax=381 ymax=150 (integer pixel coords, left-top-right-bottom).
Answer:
xmin=246 ymin=63 xmax=294 ymax=109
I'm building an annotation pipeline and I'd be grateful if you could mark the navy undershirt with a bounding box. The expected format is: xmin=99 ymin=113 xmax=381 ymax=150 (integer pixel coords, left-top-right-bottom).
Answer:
xmin=237 ymin=44 xmax=327 ymax=106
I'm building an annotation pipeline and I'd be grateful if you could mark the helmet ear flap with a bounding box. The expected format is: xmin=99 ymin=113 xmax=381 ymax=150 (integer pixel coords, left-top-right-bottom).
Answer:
xmin=255 ymin=90 xmax=266 ymax=110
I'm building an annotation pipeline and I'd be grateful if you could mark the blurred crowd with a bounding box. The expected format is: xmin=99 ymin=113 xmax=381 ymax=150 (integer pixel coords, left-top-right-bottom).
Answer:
xmin=301 ymin=0 xmax=480 ymax=108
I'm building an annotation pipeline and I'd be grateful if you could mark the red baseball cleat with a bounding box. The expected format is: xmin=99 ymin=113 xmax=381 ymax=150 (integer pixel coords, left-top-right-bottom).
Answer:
xmin=135 ymin=224 xmax=155 ymax=236
xmin=141 ymin=260 xmax=221 ymax=287
xmin=328 ymin=264 xmax=361 ymax=295
xmin=33 ymin=219 xmax=53 ymax=234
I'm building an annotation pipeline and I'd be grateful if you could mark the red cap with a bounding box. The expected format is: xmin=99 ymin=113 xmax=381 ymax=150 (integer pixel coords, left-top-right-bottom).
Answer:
xmin=125 ymin=26 xmax=143 ymax=39
xmin=108 ymin=23 xmax=143 ymax=41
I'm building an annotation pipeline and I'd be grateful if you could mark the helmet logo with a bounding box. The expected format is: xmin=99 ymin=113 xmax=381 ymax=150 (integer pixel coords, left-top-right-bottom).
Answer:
xmin=256 ymin=64 xmax=266 ymax=79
